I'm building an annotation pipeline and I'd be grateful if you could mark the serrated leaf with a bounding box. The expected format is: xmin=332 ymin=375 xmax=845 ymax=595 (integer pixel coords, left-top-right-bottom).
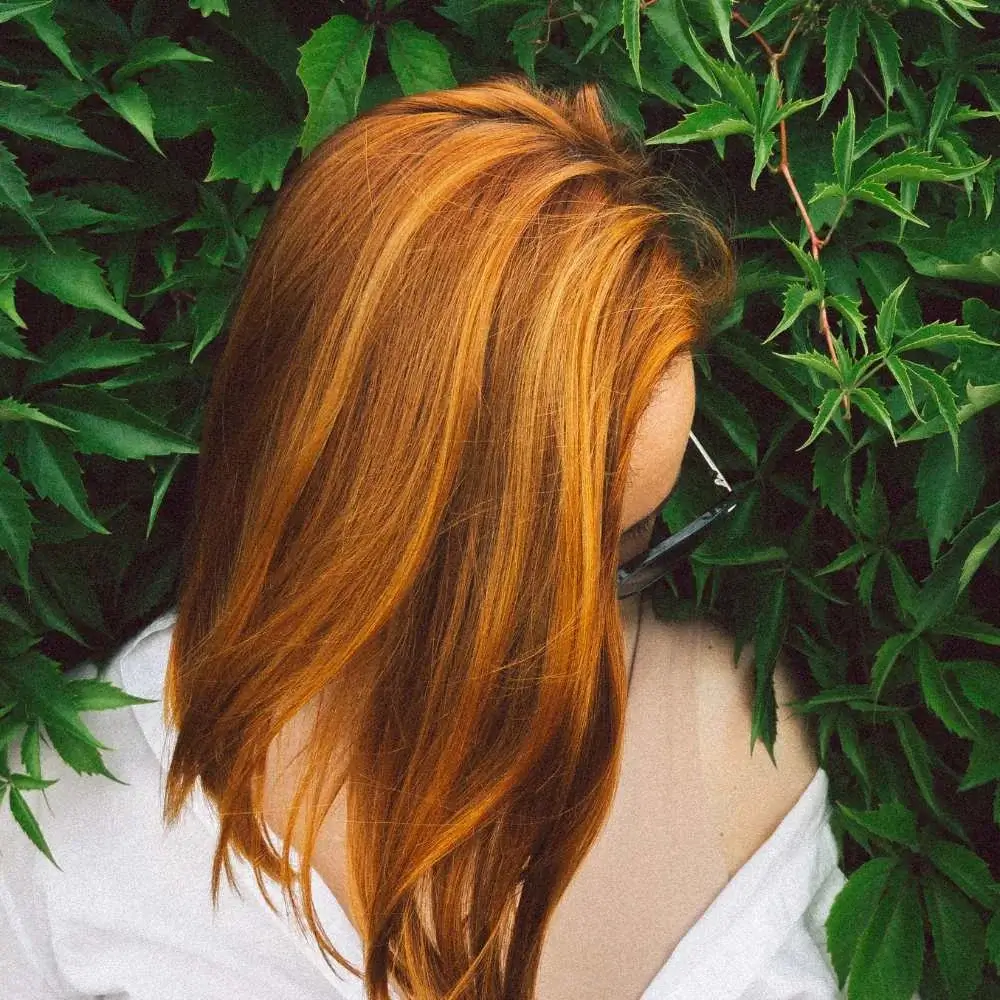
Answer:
xmin=0 ymin=462 xmax=34 ymax=591
xmin=0 ymin=140 xmax=52 ymax=251
xmin=851 ymin=387 xmax=896 ymax=443
xmin=710 ymin=57 xmax=758 ymax=121
xmin=826 ymin=856 xmax=897 ymax=990
xmin=776 ymin=350 xmax=843 ymax=382
xmin=704 ymin=0 xmax=735 ymax=60
xmin=0 ymin=1 xmax=54 ymax=23
xmin=698 ymin=380 xmax=758 ymax=464
xmin=14 ymin=423 xmax=109 ymax=535
xmin=861 ymin=10 xmax=900 ymax=104
xmin=820 ymin=6 xmax=861 ymax=118
xmin=111 ymin=36 xmax=213 ymax=86
xmin=827 ymin=293 xmax=867 ymax=350
xmin=18 ymin=5 xmax=82 ymax=80
xmin=858 ymin=147 xmax=983 ymax=186
xmin=893 ymin=321 xmax=997 ymax=354
xmin=851 ymin=181 xmax=929 ymax=226
xmin=385 ymin=20 xmax=456 ymax=95
xmin=296 ymin=14 xmax=375 ymax=157
xmin=645 ymin=101 xmax=753 ymax=144
xmin=764 ymin=283 xmax=822 ymax=342
xmin=0 ymin=88 xmax=121 ymax=157
xmin=7 ymin=784 xmax=58 ymax=866
xmin=736 ymin=0 xmax=798 ymax=35
xmin=917 ymin=647 xmax=981 ymax=740
xmin=798 ymin=387 xmax=843 ymax=450
xmin=42 ymin=719 xmax=118 ymax=779
xmin=848 ymin=864 xmax=924 ymax=1000
xmin=98 ymin=80 xmax=164 ymax=156
xmin=622 ymin=0 xmax=642 ymax=88
xmin=923 ymin=873 xmax=986 ymax=999
xmin=20 ymin=721 xmax=40 ymax=778
xmin=23 ymin=329 xmax=160 ymax=390
xmin=916 ymin=423 xmax=985 ymax=562
xmin=645 ymin=0 xmax=720 ymax=96
xmin=875 ymin=277 xmax=910 ymax=352
xmin=928 ymin=69 xmax=960 ymax=152
xmin=904 ymin=360 xmax=961 ymax=467
xmin=833 ymin=90 xmax=856 ymax=190
xmin=65 ymin=677 xmax=157 ymax=711
xmin=871 ymin=632 xmax=916 ymax=701
xmin=17 ymin=238 xmax=143 ymax=329
xmin=205 ymin=86 xmax=299 ymax=194
xmin=926 ymin=838 xmax=1000 ymax=909
xmin=32 ymin=385 xmax=200 ymax=460
xmin=837 ymin=799 xmax=918 ymax=849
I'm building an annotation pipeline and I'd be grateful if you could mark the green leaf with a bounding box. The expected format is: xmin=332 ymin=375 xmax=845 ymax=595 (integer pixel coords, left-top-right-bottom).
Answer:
xmin=857 ymin=147 xmax=984 ymax=186
xmin=833 ymin=90 xmax=856 ymax=190
xmin=385 ymin=20 xmax=457 ymax=95
xmin=296 ymin=14 xmax=375 ymax=157
xmin=189 ymin=0 xmax=229 ymax=14
xmin=851 ymin=181 xmax=929 ymax=226
xmin=645 ymin=0 xmax=720 ymax=97
xmin=912 ymin=501 xmax=1000 ymax=633
xmin=926 ymin=838 xmax=1000 ymax=910
xmin=98 ymin=81 xmax=164 ymax=156
xmin=0 ymin=1 xmax=54 ymax=23
xmin=763 ymin=283 xmax=822 ymax=342
xmin=32 ymin=385 xmax=200 ymax=460
xmin=776 ymin=350 xmax=842 ymax=383
xmin=904 ymin=360 xmax=960 ymax=466
xmin=14 ymin=423 xmax=109 ymax=535
xmin=958 ymin=517 xmax=1000 ymax=592
xmin=872 ymin=632 xmax=916 ymax=701
xmin=17 ymin=5 xmax=82 ymax=80
xmin=820 ymin=5 xmax=861 ymax=118
xmin=893 ymin=321 xmax=997 ymax=354
xmin=17 ymin=238 xmax=143 ymax=330
xmin=23 ymin=329 xmax=160 ymax=390
xmin=736 ymin=0 xmax=799 ymax=35
xmin=851 ymin=387 xmax=896 ymax=443
xmin=0 ymin=462 xmax=34 ymax=592
xmin=20 ymin=721 xmax=40 ymax=779
xmin=927 ymin=69 xmax=959 ymax=152
xmin=710 ymin=57 xmax=759 ymax=121
xmin=893 ymin=713 xmax=956 ymax=832
xmin=861 ymin=9 xmax=901 ymax=104
xmin=111 ymin=36 xmax=213 ymax=85
xmin=64 ymin=678 xmax=157 ymax=711
xmin=7 ymin=784 xmax=58 ymax=866
xmin=0 ymin=88 xmax=121 ymax=158
xmin=750 ymin=121 xmax=776 ymax=191
xmin=951 ymin=660 xmax=1000 ymax=715
xmin=43 ymin=719 xmax=118 ymax=779
xmin=848 ymin=864 xmax=925 ymax=1000
xmin=749 ymin=570 xmax=787 ymax=753
xmin=205 ymin=86 xmax=299 ymax=195
xmin=836 ymin=799 xmax=918 ymax=850
xmin=645 ymin=101 xmax=754 ymax=144
xmin=874 ymin=278 xmax=910 ymax=352
xmin=704 ymin=0 xmax=735 ymax=60
xmin=622 ymin=0 xmax=642 ymax=89
xmin=828 ymin=293 xmax=867 ymax=350
xmin=958 ymin=722 xmax=1000 ymax=792
xmin=770 ymin=224 xmax=825 ymax=289
xmin=826 ymin=856 xmax=898 ymax=991
xmin=0 ymin=140 xmax=53 ymax=251
xmin=916 ymin=422 xmax=985 ymax=562
xmin=922 ymin=873 xmax=986 ymax=1000
xmin=917 ymin=646 xmax=981 ymax=740
xmin=798 ymin=388 xmax=843 ymax=450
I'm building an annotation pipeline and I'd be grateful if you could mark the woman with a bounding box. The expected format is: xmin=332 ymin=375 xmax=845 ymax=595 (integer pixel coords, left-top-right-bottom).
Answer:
xmin=0 ymin=74 xmax=848 ymax=1000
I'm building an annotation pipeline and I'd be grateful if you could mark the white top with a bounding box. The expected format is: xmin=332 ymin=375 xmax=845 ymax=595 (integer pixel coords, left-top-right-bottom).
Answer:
xmin=0 ymin=607 xmax=863 ymax=1000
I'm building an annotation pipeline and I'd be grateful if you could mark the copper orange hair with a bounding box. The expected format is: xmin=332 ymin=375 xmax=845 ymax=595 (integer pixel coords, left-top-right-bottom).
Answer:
xmin=163 ymin=72 xmax=735 ymax=1000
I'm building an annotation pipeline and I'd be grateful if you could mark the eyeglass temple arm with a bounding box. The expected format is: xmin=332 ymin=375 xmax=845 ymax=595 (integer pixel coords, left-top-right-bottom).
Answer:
xmin=688 ymin=431 xmax=733 ymax=492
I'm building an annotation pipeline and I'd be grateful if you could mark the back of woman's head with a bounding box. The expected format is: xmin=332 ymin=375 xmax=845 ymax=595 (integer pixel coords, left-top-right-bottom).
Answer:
xmin=164 ymin=72 xmax=735 ymax=1000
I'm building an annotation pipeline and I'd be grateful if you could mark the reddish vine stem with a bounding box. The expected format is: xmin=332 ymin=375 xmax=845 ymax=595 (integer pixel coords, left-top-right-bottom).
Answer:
xmin=731 ymin=7 xmax=848 ymax=415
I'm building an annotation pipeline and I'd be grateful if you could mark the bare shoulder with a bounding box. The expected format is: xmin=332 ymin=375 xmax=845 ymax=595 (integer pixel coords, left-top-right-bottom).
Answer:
xmin=639 ymin=602 xmax=820 ymax=879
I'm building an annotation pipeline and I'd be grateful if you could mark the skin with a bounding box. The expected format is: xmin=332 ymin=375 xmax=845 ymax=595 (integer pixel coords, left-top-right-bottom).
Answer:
xmin=617 ymin=350 xmax=697 ymax=687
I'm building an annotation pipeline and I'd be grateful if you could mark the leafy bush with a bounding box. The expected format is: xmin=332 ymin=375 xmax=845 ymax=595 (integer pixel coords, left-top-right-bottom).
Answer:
xmin=0 ymin=0 xmax=998 ymax=997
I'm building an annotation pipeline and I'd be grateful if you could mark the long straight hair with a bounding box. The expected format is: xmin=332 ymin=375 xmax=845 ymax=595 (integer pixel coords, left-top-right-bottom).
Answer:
xmin=163 ymin=72 xmax=735 ymax=1000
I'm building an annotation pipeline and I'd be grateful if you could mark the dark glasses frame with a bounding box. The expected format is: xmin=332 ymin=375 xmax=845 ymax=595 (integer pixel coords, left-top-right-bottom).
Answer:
xmin=615 ymin=431 xmax=739 ymax=599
